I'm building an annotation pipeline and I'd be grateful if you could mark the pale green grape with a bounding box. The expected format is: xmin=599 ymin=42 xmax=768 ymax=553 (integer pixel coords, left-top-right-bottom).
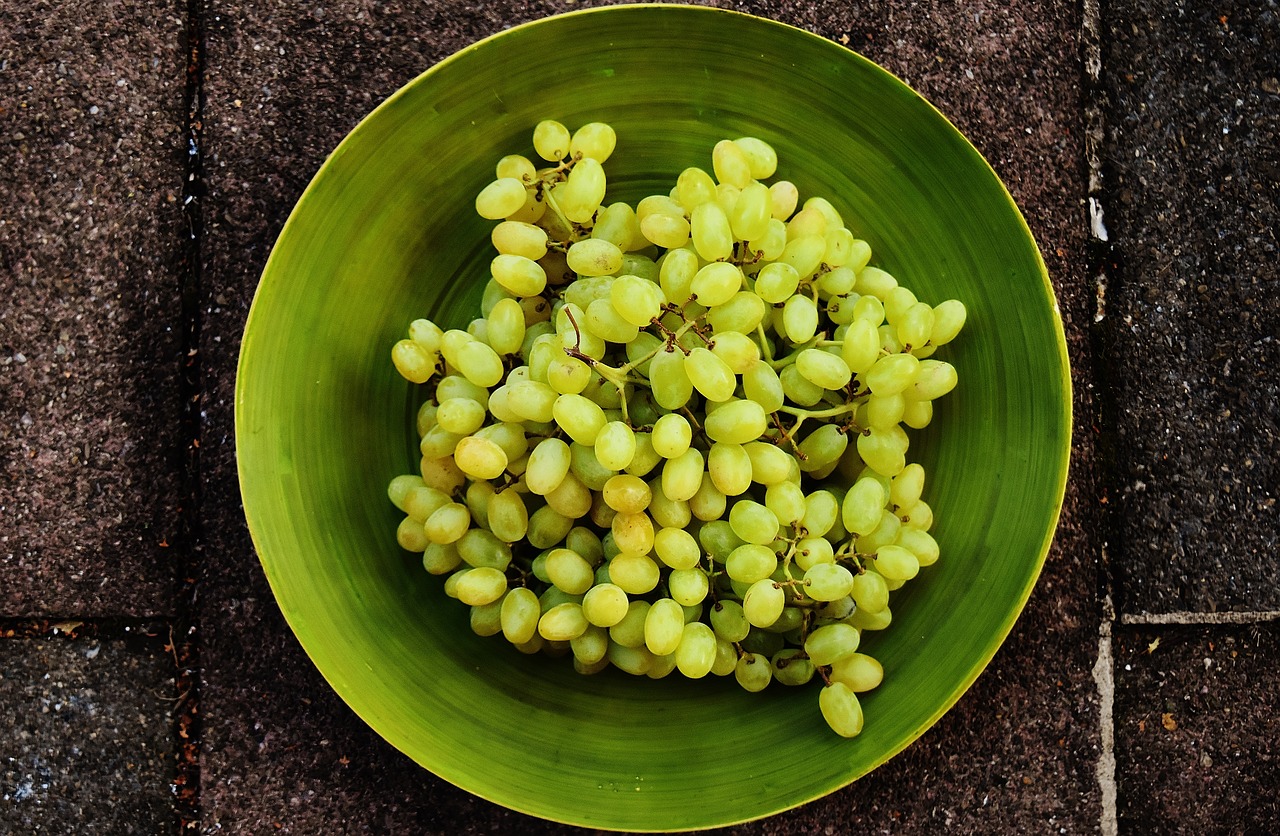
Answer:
xmin=658 ymin=246 xmax=699 ymax=304
xmin=582 ymin=583 xmax=629 ymax=627
xmin=584 ymin=297 xmax=638 ymax=344
xmin=741 ymin=361 xmax=785 ymax=413
xmin=742 ymin=579 xmax=785 ymax=628
xmin=495 ymin=153 xmax=536 ymax=183
xmin=897 ymin=527 xmax=940 ymax=567
xmin=648 ymin=348 xmax=694 ymax=410
xmin=689 ymin=476 xmax=728 ymax=522
xmin=648 ymin=486 xmax=691 ymax=529
xmin=690 ymin=262 xmax=742 ymax=308
xmin=729 ymin=181 xmax=771 ymax=241
xmin=487 ymin=489 xmax=528 ymax=543
xmin=424 ymin=502 xmax=470 ymax=545
xmin=474 ymin=422 xmax=527 ymax=462
xmin=794 ymin=536 xmax=835 ymax=571
xmin=801 ymin=490 xmax=840 ymax=538
xmin=897 ymin=301 xmax=935 ymax=349
xmin=571 ymin=624 xmax=610 ymax=665
xmin=453 ymin=436 xmax=508 ymax=481
xmin=709 ymin=600 xmax=749 ymax=643
xmin=726 ymin=543 xmax=778 ymax=584
xmin=857 ymin=426 xmax=908 ymax=477
xmin=505 ymin=380 xmax=558 ymax=424
xmin=864 ymin=352 xmax=920 ymax=396
xmin=706 ymin=291 xmax=768 ymax=334
xmin=433 ymin=398 xmax=484 ymax=436
xmin=803 ymin=562 xmax=854 ymax=602
xmin=787 ymin=207 xmax=826 ymax=238
xmin=556 ymin=158 xmax=607 ymax=224
xmin=546 ymin=355 xmax=592 ymax=395
xmin=661 ymin=447 xmax=705 ymax=503
xmin=500 ymin=587 xmax=541 ymax=644
xmin=819 ymin=682 xmax=864 ymax=737
xmin=491 ymin=253 xmax=547 ymax=297
xmin=830 ymin=653 xmax=883 ymax=692
xmin=475 ymin=177 xmax=528 ymax=220
xmin=707 ymin=442 xmax=753 ymax=497
xmin=747 ymin=217 xmax=788 ymax=261
xmin=601 ymin=473 xmax=651 ymax=514
xmin=539 ymin=602 xmax=589 ymax=641
xmin=612 ymin=510 xmax=656 ymax=555
xmin=609 ymin=553 xmax=660 ymax=595
xmin=875 ymin=544 xmax=920 ymax=581
xmin=842 ymin=476 xmax=888 ymax=536
xmin=797 ymin=424 xmax=848 ymax=473
xmin=850 ymin=570 xmax=889 ymax=613
xmin=395 ymin=516 xmax=429 ymax=552
xmin=734 ymin=651 xmax=773 ymax=692
xmin=782 ymin=294 xmax=819 ymax=343
xmin=908 ymin=359 xmax=958 ymax=401
xmin=545 ymin=548 xmax=595 ymax=595
xmin=855 ymin=265 xmax=898 ymax=299
xmin=593 ymin=202 xmax=642 ymax=249
xmin=729 ymin=499 xmax=779 ymax=545
xmin=684 ymin=347 xmax=737 ymax=402
xmin=651 ymin=413 xmax=692 ymax=458
xmin=675 ymin=166 xmax=717 ymax=211
xmin=552 ymin=393 xmax=608 ymax=446
xmin=754 ymin=261 xmax=800 ymax=304
xmin=690 ymin=202 xmax=733 ymax=262
xmin=569 ymin=121 xmax=617 ymax=162
xmin=704 ymin=400 xmax=767 ymax=445
xmin=711 ymin=139 xmax=752 ymax=188
xmin=764 ymin=481 xmax=806 ymax=526
xmin=769 ymin=180 xmax=799 ymax=220
xmin=931 ymin=299 xmax=967 ymax=345
xmin=778 ymin=234 xmax=826 ymax=279
xmin=532 ymin=119 xmax=570 ymax=161
xmin=654 ymin=527 xmax=701 ymax=571
xmin=733 ymin=137 xmax=777 ymax=179
xmin=883 ymin=285 xmax=919 ymax=324
xmin=900 ymin=499 xmax=934 ymax=531
xmin=454 ymin=566 xmax=508 ymax=606
xmin=569 ymin=442 xmax=616 ymax=491
xmin=391 ymin=340 xmax=437 ymax=384
xmin=594 ymin=421 xmax=637 ymax=471
xmin=486 ymin=298 xmax=526 ymax=356
xmin=527 ymin=505 xmax=575 ymax=549
xmin=566 ymin=237 xmax=622 ymax=277
xmin=607 ymin=642 xmax=654 ymax=676
xmin=545 ymin=471 xmax=593 ymax=519
xmin=902 ymin=399 xmax=933 ymax=428
xmin=408 ymin=318 xmax=444 ymax=353
xmin=640 ymin=211 xmax=691 ymax=251
xmin=674 ymin=621 xmax=717 ymax=679
xmin=744 ymin=441 xmax=792 ymax=486
xmin=795 ymin=348 xmax=852 ymax=390
xmin=772 ymin=649 xmax=815 ymax=686
xmin=610 ymin=274 xmax=666 ymax=327
xmin=525 ymin=437 xmax=571 ymax=495
xmin=858 ymin=509 xmax=903 ymax=553
xmin=668 ymin=567 xmax=710 ymax=607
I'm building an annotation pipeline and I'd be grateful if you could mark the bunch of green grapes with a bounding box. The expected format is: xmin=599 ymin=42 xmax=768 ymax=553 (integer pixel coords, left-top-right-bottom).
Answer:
xmin=387 ymin=119 xmax=966 ymax=738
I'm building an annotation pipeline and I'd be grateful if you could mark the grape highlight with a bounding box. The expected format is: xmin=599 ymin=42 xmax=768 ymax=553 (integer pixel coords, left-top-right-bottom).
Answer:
xmin=388 ymin=119 xmax=966 ymax=738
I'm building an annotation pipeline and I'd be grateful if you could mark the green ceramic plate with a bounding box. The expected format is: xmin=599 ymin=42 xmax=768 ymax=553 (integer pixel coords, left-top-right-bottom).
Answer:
xmin=237 ymin=4 xmax=1071 ymax=831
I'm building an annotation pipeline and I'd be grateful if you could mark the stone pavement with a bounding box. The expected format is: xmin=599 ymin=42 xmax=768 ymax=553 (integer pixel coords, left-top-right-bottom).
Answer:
xmin=2 ymin=1 xmax=1276 ymax=833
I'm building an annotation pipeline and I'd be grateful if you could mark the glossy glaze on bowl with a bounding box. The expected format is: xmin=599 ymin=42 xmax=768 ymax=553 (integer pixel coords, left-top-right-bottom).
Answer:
xmin=237 ymin=5 xmax=1071 ymax=831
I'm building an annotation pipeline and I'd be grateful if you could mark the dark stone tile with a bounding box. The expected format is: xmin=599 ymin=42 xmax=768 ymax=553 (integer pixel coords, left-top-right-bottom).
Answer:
xmin=1103 ymin=1 xmax=1280 ymax=613
xmin=0 ymin=635 xmax=177 ymax=834
xmin=1113 ymin=623 xmax=1280 ymax=832
xmin=198 ymin=1 xmax=1097 ymax=831
xmin=0 ymin=0 xmax=187 ymax=616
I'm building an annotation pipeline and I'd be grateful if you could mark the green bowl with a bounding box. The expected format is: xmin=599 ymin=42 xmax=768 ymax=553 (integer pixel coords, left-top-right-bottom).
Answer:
xmin=236 ymin=4 xmax=1071 ymax=831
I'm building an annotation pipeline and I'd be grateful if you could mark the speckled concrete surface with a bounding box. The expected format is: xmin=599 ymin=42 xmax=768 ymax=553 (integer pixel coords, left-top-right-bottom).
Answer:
xmin=2 ymin=0 xmax=1278 ymax=833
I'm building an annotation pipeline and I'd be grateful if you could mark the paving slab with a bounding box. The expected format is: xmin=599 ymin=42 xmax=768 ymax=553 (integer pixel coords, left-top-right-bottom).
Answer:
xmin=0 ymin=634 xmax=177 ymax=834
xmin=0 ymin=0 xmax=187 ymax=616
xmin=1102 ymin=0 xmax=1280 ymax=614
xmin=196 ymin=0 xmax=1098 ymax=831
xmin=1113 ymin=622 xmax=1280 ymax=832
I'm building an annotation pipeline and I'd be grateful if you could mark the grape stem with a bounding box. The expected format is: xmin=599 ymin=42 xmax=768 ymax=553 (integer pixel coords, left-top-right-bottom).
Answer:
xmin=777 ymin=401 xmax=859 ymax=420
xmin=755 ymin=324 xmax=774 ymax=362
xmin=766 ymin=334 xmax=824 ymax=369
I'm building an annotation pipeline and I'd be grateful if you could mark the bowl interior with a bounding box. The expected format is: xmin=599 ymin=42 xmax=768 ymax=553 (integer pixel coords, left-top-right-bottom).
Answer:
xmin=236 ymin=5 xmax=1071 ymax=831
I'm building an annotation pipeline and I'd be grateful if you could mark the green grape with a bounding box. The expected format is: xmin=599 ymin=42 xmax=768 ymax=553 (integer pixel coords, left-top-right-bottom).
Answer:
xmin=878 ymin=323 xmax=904 ymax=355
xmin=486 ymin=298 xmax=526 ymax=356
xmin=842 ymin=476 xmax=888 ymax=536
xmin=570 ymin=624 xmax=610 ymax=665
xmin=889 ymin=463 xmax=925 ymax=508
xmin=830 ymin=652 xmax=884 ymax=692
xmin=754 ymin=261 xmax=801 ymax=304
xmin=492 ymin=220 xmax=548 ymax=261
xmin=582 ymin=298 xmax=636 ymax=344
xmin=546 ymin=355 xmax=592 ymax=395
xmin=897 ymin=301 xmax=935 ymax=349
xmin=787 ymin=207 xmax=826 ymax=239
xmin=532 ymin=119 xmax=570 ymax=161
xmin=778 ymin=234 xmax=827 ymax=279
xmin=866 ymin=392 xmax=906 ymax=429
xmin=601 ymin=473 xmax=651 ymax=514
xmin=556 ymin=158 xmax=607 ymax=224
xmin=710 ymin=600 xmax=750 ymax=642
xmin=747 ymin=217 xmax=788 ymax=261
xmin=499 ymin=587 xmax=541 ymax=644
xmin=565 ymin=237 xmax=620 ymax=278
xmin=658 ymin=246 xmax=699 ymax=304
xmin=474 ymin=422 xmax=527 ymax=462
xmin=475 ymin=177 xmax=529 ymax=220
xmin=902 ymin=399 xmax=933 ymax=428
xmin=582 ymin=583 xmax=629 ymax=627
xmin=819 ymin=682 xmax=865 ymax=737
xmin=734 ymin=651 xmax=773 ymax=692
xmin=607 ymin=642 xmax=654 ymax=676
xmin=504 ymin=380 xmax=557 ymax=424
xmin=654 ymin=527 xmax=701 ymax=571
xmin=729 ymin=181 xmax=771 ymax=241
xmin=612 ymin=510 xmax=656 ymax=555
xmin=699 ymin=519 xmax=745 ymax=562
xmin=495 ymin=153 xmax=536 ymax=183
xmin=609 ymin=553 xmax=660 ymax=595
xmin=648 ymin=347 xmax=694 ymax=410
xmin=897 ymin=527 xmax=940 ymax=567
xmin=743 ymin=579 xmax=785 ymax=628
xmin=668 ymin=567 xmax=710 ymax=607
xmin=875 ymin=544 xmax=920 ymax=581
xmin=569 ymin=121 xmax=616 ymax=162
xmin=930 ymin=299 xmax=967 ymax=345
xmin=610 ymin=274 xmax=666 ymax=327
xmin=708 ymin=332 xmax=760 ymax=373
xmin=594 ymin=421 xmax=637 ymax=471
xmin=900 ymin=498 xmax=934 ymax=531
xmin=707 ymin=291 xmax=768 ymax=334
xmin=782 ymin=294 xmax=819 ymax=344
xmin=690 ymin=262 xmax=742 ymax=308
xmin=711 ymin=139 xmax=753 ymax=188
xmin=452 ymin=436 xmax=507 ymax=481
xmin=424 ymin=502 xmax=470 ymax=545
xmin=454 ymin=566 xmax=508 ymax=607
xmin=795 ymin=424 xmax=847 ymax=474
xmin=707 ymin=442 xmax=753 ymax=497
xmin=794 ymin=536 xmax=835 ymax=571
xmin=419 ymin=455 xmax=465 ymax=494
xmin=907 ymin=359 xmax=958 ymax=401
xmin=391 ymin=339 xmax=437 ymax=384
xmin=705 ymin=400 xmax=767 ymax=445
xmin=768 ymin=180 xmax=799 ymax=220
xmin=801 ymin=489 xmax=839 ymax=538
xmin=840 ymin=319 xmax=882 ymax=376
xmin=552 ymin=394 xmax=608 ymax=446
xmin=408 ymin=318 xmax=444 ymax=353
xmin=690 ymin=202 xmax=733 ymax=262
xmin=545 ymin=548 xmax=596 ymax=595
xmin=741 ymin=361 xmax=785 ymax=414
xmin=858 ymin=509 xmax=902 ymax=553
xmin=732 ymin=137 xmax=777 ymax=179
xmin=729 ymin=499 xmax=779 ymax=545
xmin=487 ymin=489 xmax=528 ymax=543
xmin=470 ymin=599 xmax=506 ymax=637
xmin=726 ymin=543 xmax=779 ymax=584
xmin=388 ymin=474 xmax=427 ymax=512
xmin=688 ymin=476 xmax=728 ymax=522
xmin=795 ymin=348 xmax=852 ymax=390
xmin=648 ymin=486 xmax=691 ymax=529
xmin=684 ymin=347 xmax=737 ymax=403
xmin=864 ymin=353 xmax=920 ymax=397
xmin=491 ymin=253 xmax=547 ymax=297
xmin=525 ymin=438 xmax=571 ymax=495
xmin=822 ymin=229 xmax=858 ymax=269
xmin=527 ymin=505 xmax=575 ymax=549
xmin=857 ymin=426 xmax=908 ymax=477
xmin=539 ymin=602 xmax=589 ymax=642
xmin=771 ymin=649 xmax=815 ymax=686
xmin=545 ymin=471 xmax=593 ymax=519
xmin=569 ymin=442 xmax=617 ymax=491
xmin=661 ymin=447 xmax=705 ymax=503
xmin=593 ymin=202 xmax=642 ymax=249
xmin=675 ymin=622 xmax=717 ymax=679
xmin=639 ymin=211 xmax=689 ymax=250
xmin=883 ymin=285 xmax=919 ymax=325
xmin=651 ymin=413 xmax=692 ymax=458
xmin=803 ymin=563 xmax=854 ymax=602
xmin=675 ymin=166 xmax=717 ymax=211
xmin=640 ymin=598 xmax=683 ymax=656
xmin=851 ymin=570 xmax=889 ymax=613
xmin=744 ymin=441 xmax=792 ymax=486
xmin=646 ymin=652 xmax=678 ymax=680
xmin=764 ymin=481 xmax=806 ymax=526
xmin=395 ymin=516 xmax=429 ymax=552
